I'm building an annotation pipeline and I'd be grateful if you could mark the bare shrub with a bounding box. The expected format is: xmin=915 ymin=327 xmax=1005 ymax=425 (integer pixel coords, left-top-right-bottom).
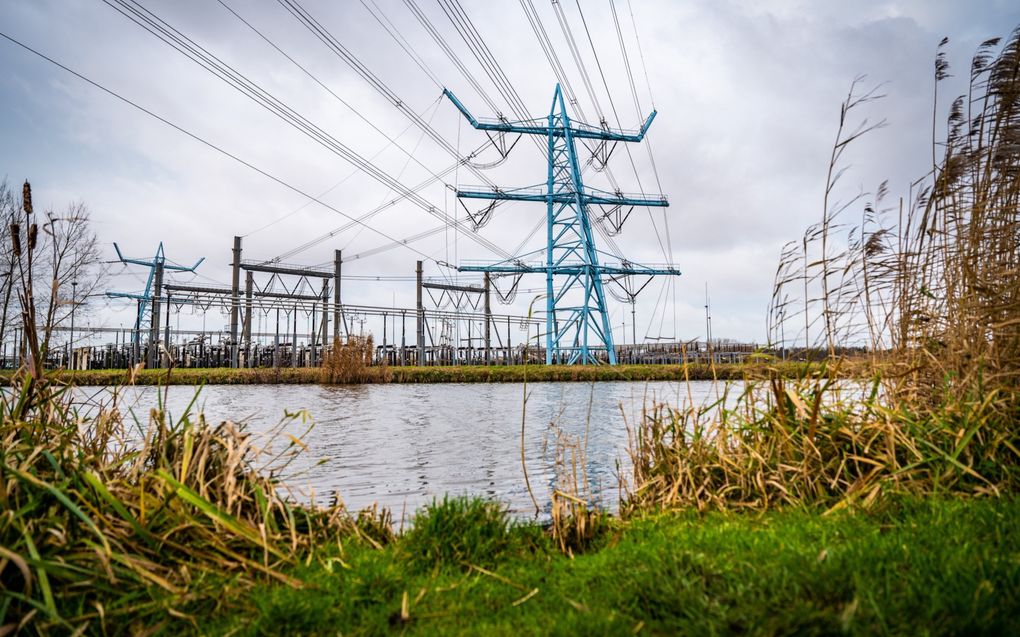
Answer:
xmin=320 ymin=335 xmax=386 ymax=383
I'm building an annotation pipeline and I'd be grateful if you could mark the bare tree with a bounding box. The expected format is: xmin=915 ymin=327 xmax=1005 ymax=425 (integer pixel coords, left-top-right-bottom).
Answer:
xmin=0 ymin=181 xmax=17 ymax=358
xmin=2 ymin=179 xmax=107 ymax=368
xmin=37 ymin=202 xmax=105 ymax=357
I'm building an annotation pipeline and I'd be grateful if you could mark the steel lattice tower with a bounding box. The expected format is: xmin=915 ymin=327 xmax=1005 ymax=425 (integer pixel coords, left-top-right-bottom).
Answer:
xmin=444 ymin=85 xmax=679 ymax=364
xmin=107 ymin=242 xmax=204 ymax=353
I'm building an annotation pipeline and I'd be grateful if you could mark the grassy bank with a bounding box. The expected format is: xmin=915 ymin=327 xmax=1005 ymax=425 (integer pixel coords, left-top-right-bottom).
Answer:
xmin=0 ymin=360 xmax=820 ymax=386
xmin=5 ymin=361 xmax=1015 ymax=634
xmin=210 ymin=497 xmax=1019 ymax=635
xmin=3 ymin=30 xmax=1019 ymax=635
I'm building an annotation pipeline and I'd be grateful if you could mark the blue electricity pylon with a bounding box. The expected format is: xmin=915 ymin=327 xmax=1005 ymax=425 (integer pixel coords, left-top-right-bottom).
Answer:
xmin=444 ymin=85 xmax=680 ymax=365
xmin=106 ymin=242 xmax=204 ymax=351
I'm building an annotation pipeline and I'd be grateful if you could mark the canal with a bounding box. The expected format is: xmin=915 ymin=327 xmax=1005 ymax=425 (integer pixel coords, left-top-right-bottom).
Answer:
xmin=79 ymin=380 xmax=724 ymax=519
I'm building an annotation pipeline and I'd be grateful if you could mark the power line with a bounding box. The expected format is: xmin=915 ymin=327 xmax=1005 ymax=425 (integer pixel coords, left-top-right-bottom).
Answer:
xmin=103 ymin=0 xmax=509 ymax=259
xmin=274 ymin=0 xmax=500 ymax=187
xmin=336 ymin=101 xmax=439 ymax=256
xmin=403 ymin=0 xmax=503 ymax=115
xmin=218 ymin=0 xmax=520 ymax=264
xmin=610 ymin=0 xmax=642 ymax=129
xmin=517 ymin=2 xmax=650 ymax=262
xmin=610 ymin=0 xmax=674 ymax=280
xmin=437 ymin=0 xmax=530 ymax=119
xmin=273 ymin=0 xmax=588 ymax=266
xmin=241 ymin=114 xmax=422 ymax=239
xmin=610 ymin=0 xmax=665 ymax=198
xmin=519 ymin=0 xmax=578 ymax=108
xmin=417 ymin=0 xmax=634 ymax=264
xmin=567 ymin=0 xmax=671 ymax=267
xmin=0 ymin=29 xmax=448 ymax=267
xmin=570 ymin=1 xmax=647 ymax=197
xmin=358 ymin=0 xmax=443 ymax=89
xmin=216 ymin=0 xmax=450 ymax=196
xmin=430 ymin=0 xmax=548 ymax=159
xmin=626 ymin=0 xmax=656 ymax=110
xmin=549 ymin=0 xmax=604 ymax=121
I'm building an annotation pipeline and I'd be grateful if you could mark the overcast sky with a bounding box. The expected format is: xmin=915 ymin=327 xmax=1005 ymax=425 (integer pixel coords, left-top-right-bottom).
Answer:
xmin=2 ymin=0 xmax=1017 ymax=346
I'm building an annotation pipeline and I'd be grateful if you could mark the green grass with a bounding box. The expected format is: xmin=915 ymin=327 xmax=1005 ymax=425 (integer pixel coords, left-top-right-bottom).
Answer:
xmin=0 ymin=360 xmax=819 ymax=386
xmin=400 ymin=497 xmax=524 ymax=572
xmin=206 ymin=497 xmax=1020 ymax=636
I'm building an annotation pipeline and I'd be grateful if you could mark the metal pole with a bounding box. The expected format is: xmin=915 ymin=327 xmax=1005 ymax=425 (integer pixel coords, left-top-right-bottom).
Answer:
xmin=416 ymin=260 xmax=425 ymax=365
xmin=545 ymin=104 xmax=556 ymax=365
xmin=333 ymin=249 xmax=342 ymax=344
xmin=484 ymin=272 xmax=491 ymax=365
xmin=535 ymin=322 xmax=540 ymax=361
xmin=401 ymin=311 xmax=406 ymax=366
xmin=148 ymin=262 xmax=163 ymax=368
xmin=311 ymin=302 xmax=318 ymax=367
xmin=164 ymin=293 xmax=171 ymax=366
xmin=320 ymin=277 xmax=329 ymax=362
xmin=229 ymin=236 xmax=241 ymax=368
xmin=133 ymin=304 xmax=141 ymax=365
xmin=705 ymin=282 xmax=713 ymax=364
xmin=243 ymin=270 xmax=253 ymax=367
xmin=69 ymin=280 xmax=78 ymax=369
xmin=292 ymin=305 xmax=298 ymax=368
xmin=631 ymin=299 xmax=636 ymax=349
xmin=273 ymin=308 xmax=280 ymax=369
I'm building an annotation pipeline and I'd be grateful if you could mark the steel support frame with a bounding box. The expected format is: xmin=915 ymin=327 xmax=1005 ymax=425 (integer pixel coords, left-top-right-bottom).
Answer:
xmin=106 ymin=242 xmax=204 ymax=365
xmin=446 ymin=85 xmax=678 ymax=365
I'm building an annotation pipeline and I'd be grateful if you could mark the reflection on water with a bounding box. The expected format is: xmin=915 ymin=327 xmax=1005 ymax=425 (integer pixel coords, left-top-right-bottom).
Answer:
xmin=78 ymin=380 xmax=723 ymax=518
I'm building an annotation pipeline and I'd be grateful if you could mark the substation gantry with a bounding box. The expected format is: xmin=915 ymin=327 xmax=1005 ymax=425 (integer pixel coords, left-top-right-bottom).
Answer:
xmin=444 ymin=85 xmax=680 ymax=365
xmin=106 ymin=242 xmax=204 ymax=366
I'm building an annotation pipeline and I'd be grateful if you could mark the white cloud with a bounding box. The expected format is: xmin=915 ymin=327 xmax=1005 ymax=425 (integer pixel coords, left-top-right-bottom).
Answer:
xmin=0 ymin=0 xmax=1013 ymax=344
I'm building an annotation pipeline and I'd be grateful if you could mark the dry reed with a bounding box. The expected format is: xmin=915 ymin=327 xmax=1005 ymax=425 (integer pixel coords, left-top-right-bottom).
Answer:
xmin=625 ymin=27 xmax=1020 ymax=515
xmin=1 ymin=187 xmax=368 ymax=634
xmin=319 ymin=335 xmax=389 ymax=384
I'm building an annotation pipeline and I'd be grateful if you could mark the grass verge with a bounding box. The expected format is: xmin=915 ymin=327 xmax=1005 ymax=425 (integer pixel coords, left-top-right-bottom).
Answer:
xmin=208 ymin=496 xmax=1020 ymax=636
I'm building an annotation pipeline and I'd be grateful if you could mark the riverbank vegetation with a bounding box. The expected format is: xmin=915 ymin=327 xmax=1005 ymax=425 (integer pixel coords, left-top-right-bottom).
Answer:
xmin=1 ymin=359 xmax=823 ymax=386
xmin=208 ymin=497 xmax=1020 ymax=635
xmin=2 ymin=25 xmax=1019 ymax=636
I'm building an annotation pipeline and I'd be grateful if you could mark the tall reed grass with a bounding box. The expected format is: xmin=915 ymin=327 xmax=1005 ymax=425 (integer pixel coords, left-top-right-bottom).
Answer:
xmin=0 ymin=184 xmax=370 ymax=633
xmin=625 ymin=28 xmax=1020 ymax=515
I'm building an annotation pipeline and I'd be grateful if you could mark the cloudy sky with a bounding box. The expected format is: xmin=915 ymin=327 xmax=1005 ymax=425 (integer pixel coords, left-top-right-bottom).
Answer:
xmin=1 ymin=0 xmax=1016 ymax=347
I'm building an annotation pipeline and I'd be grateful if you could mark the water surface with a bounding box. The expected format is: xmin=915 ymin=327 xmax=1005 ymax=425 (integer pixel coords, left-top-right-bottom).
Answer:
xmin=81 ymin=380 xmax=724 ymax=518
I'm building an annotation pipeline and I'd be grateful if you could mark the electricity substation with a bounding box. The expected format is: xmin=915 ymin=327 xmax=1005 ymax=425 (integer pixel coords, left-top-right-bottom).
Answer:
xmin=7 ymin=86 xmax=759 ymax=371
xmin=0 ymin=1 xmax=764 ymax=371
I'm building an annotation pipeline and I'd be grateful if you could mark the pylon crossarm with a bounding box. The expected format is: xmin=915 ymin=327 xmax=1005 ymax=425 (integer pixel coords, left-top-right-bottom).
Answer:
xmin=111 ymin=243 xmax=153 ymax=268
xmin=457 ymin=186 xmax=544 ymax=202
xmin=458 ymin=263 xmax=545 ymax=274
xmin=583 ymin=187 xmax=669 ymax=207
xmin=457 ymin=185 xmax=668 ymax=208
xmin=105 ymin=292 xmax=149 ymax=301
xmin=163 ymin=257 xmax=205 ymax=272
xmin=444 ymin=88 xmax=657 ymax=142
xmin=112 ymin=243 xmax=203 ymax=272
xmin=599 ymin=265 xmax=680 ymax=276
xmin=459 ymin=263 xmax=679 ymax=277
xmin=592 ymin=255 xmax=682 ymax=276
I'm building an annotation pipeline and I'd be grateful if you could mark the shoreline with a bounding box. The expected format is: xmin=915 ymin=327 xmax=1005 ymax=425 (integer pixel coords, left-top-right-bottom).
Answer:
xmin=2 ymin=360 xmax=838 ymax=386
